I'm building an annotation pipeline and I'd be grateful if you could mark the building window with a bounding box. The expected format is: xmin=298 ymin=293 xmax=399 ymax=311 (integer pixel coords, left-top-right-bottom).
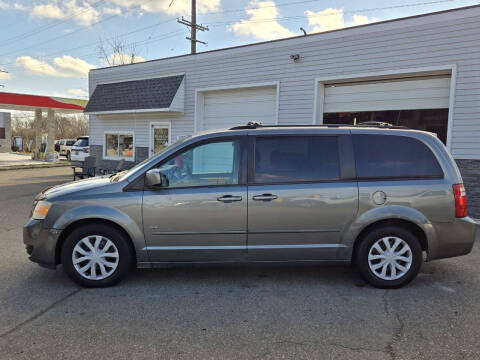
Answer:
xmin=323 ymin=109 xmax=449 ymax=144
xmin=105 ymin=133 xmax=134 ymax=159
xmin=0 ymin=128 xmax=5 ymax=139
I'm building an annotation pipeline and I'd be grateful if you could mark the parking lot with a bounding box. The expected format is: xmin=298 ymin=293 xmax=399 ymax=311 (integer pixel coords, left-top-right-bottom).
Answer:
xmin=0 ymin=167 xmax=479 ymax=359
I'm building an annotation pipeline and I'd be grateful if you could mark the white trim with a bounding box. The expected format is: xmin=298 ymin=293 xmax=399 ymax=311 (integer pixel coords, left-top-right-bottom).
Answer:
xmin=315 ymin=65 xmax=454 ymax=84
xmin=86 ymin=108 xmax=183 ymax=115
xmin=103 ymin=130 xmax=135 ymax=161
xmin=313 ymin=64 xmax=456 ymax=150
xmin=194 ymin=81 xmax=280 ymax=133
xmin=446 ymin=64 xmax=457 ymax=152
xmin=195 ymin=81 xmax=280 ymax=93
xmin=90 ymin=72 xmax=186 ymax=85
xmin=148 ymin=121 xmax=172 ymax=157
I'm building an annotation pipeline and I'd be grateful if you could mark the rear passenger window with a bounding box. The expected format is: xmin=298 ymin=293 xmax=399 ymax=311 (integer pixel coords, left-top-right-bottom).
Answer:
xmin=253 ymin=136 xmax=340 ymax=183
xmin=352 ymin=134 xmax=443 ymax=179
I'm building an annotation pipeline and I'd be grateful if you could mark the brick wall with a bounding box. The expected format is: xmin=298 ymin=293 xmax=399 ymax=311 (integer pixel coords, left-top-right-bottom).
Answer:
xmin=89 ymin=145 xmax=149 ymax=171
xmin=456 ymin=159 xmax=480 ymax=219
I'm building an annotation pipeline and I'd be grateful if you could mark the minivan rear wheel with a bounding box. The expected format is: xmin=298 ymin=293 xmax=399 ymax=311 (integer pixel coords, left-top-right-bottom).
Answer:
xmin=355 ymin=226 xmax=422 ymax=288
xmin=61 ymin=224 xmax=133 ymax=287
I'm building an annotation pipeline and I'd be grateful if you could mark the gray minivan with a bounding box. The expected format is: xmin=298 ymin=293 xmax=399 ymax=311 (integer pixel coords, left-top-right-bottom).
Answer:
xmin=24 ymin=123 xmax=477 ymax=288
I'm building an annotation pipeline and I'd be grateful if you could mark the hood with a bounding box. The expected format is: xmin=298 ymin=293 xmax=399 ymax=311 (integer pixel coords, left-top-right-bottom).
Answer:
xmin=37 ymin=176 xmax=114 ymax=200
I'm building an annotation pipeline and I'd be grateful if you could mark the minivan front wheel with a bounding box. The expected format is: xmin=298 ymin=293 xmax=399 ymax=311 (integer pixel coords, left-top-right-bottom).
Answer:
xmin=61 ymin=224 xmax=133 ymax=287
xmin=355 ymin=226 xmax=422 ymax=288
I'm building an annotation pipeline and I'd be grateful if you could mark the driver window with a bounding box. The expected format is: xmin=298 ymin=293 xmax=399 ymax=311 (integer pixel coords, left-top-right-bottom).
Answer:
xmin=156 ymin=139 xmax=241 ymax=188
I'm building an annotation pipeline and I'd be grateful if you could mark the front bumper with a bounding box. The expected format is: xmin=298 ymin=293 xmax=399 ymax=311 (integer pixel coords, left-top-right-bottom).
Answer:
xmin=23 ymin=219 xmax=61 ymax=268
xmin=428 ymin=216 xmax=478 ymax=261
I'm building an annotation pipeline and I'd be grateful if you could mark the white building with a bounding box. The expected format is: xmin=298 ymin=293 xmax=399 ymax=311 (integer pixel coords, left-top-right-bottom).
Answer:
xmin=85 ymin=5 xmax=480 ymax=216
xmin=0 ymin=112 xmax=11 ymax=153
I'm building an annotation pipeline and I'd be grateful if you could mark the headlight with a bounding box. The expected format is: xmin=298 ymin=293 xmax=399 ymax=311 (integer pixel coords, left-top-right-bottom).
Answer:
xmin=32 ymin=201 xmax=52 ymax=220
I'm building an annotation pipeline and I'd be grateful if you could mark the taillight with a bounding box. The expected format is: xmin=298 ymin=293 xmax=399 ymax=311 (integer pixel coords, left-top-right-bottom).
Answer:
xmin=453 ymin=184 xmax=467 ymax=218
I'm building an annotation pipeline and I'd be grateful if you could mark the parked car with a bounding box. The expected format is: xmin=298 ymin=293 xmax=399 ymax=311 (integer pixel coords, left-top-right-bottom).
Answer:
xmin=55 ymin=139 xmax=64 ymax=153
xmin=24 ymin=123 xmax=477 ymax=288
xmin=70 ymin=136 xmax=89 ymax=163
xmin=59 ymin=139 xmax=76 ymax=160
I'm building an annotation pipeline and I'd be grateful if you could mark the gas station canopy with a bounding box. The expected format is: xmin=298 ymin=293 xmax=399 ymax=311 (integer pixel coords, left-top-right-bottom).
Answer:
xmin=0 ymin=91 xmax=88 ymax=158
xmin=0 ymin=92 xmax=87 ymax=113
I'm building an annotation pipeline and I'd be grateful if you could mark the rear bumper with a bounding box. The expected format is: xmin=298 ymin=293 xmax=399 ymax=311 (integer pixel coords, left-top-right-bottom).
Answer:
xmin=23 ymin=219 xmax=61 ymax=268
xmin=71 ymin=149 xmax=87 ymax=162
xmin=428 ymin=217 xmax=478 ymax=261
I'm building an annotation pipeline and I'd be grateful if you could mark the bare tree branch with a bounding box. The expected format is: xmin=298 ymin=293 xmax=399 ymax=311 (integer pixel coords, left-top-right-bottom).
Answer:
xmin=97 ymin=36 xmax=139 ymax=66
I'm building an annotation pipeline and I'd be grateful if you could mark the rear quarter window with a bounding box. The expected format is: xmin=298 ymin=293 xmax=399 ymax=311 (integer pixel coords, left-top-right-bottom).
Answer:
xmin=352 ymin=134 xmax=443 ymax=179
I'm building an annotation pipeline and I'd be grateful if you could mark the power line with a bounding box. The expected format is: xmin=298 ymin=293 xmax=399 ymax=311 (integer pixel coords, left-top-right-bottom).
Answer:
xmin=208 ymin=0 xmax=461 ymax=26
xmin=0 ymin=0 xmax=318 ymax=60
xmin=0 ymin=17 xmax=179 ymax=68
xmin=0 ymin=0 xmax=160 ymax=59
xmin=1 ymin=30 xmax=185 ymax=76
xmin=0 ymin=0 xmax=107 ymax=47
xmin=0 ymin=0 xmax=466 ymax=71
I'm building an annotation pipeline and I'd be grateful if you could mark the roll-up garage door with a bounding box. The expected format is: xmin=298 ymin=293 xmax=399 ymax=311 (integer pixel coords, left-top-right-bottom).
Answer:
xmin=324 ymin=76 xmax=451 ymax=113
xmin=198 ymin=85 xmax=277 ymax=131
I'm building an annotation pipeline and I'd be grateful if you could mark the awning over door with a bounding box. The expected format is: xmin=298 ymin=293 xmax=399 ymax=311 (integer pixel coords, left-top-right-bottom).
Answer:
xmin=84 ymin=75 xmax=185 ymax=115
xmin=324 ymin=76 xmax=451 ymax=113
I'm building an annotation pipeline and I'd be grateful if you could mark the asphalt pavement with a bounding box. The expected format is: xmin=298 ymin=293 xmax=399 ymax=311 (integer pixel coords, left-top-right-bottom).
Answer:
xmin=0 ymin=167 xmax=479 ymax=359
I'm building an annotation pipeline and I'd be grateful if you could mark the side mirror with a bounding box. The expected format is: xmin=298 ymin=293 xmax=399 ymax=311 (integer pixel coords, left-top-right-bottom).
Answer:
xmin=145 ymin=169 xmax=163 ymax=187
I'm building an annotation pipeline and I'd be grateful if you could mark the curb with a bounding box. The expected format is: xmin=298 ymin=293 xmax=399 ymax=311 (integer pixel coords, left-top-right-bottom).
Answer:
xmin=0 ymin=163 xmax=70 ymax=171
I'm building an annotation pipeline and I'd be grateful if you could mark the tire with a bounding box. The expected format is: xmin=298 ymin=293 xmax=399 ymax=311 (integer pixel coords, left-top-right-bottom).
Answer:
xmin=355 ymin=226 xmax=423 ymax=288
xmin=61 ymin=224 xmax=134 ymax=287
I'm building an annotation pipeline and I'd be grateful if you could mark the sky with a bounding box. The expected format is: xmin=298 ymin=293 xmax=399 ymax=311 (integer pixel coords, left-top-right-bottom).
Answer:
xmin=0 ymin=0 xmax=478 ymax=99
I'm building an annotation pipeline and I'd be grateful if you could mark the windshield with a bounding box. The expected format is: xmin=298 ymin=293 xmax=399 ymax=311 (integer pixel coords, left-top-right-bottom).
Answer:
xmin=112 ymin=136 xmax=191 ymax=182
xmin=74 ymin=138 xmax=88 ymax=147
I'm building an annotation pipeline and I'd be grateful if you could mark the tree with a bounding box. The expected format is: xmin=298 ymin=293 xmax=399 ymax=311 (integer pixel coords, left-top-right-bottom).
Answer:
xmin=11 ymin=112 xmax=88 ymax=152
xmin=97 ymin=36 xmax=141 ymax=66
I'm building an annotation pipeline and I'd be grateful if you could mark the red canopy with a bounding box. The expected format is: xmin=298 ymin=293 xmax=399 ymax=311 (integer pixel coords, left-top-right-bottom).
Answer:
xmin=0 ymin=92 xmax=87 ymax=113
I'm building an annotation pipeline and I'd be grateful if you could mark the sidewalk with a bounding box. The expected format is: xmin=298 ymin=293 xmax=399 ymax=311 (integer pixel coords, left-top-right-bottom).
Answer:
xmin=0 ymin=152 xmax=69 ymax=170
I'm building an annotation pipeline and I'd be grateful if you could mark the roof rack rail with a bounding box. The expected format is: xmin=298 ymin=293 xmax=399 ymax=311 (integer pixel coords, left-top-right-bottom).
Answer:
xmin=229 ymin=121 xmax=263 ymax=130
xmin=229 ymin=121 xmax=409 ymax=130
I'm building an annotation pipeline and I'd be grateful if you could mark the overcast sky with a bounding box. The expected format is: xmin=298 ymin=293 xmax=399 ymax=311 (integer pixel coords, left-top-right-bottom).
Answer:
xmin=0 ymin=0 xmax=478 ymax=98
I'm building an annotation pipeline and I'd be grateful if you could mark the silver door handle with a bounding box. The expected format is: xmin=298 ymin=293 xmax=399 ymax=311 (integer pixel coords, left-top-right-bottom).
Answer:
xmin=217 ymin=195 xmax=242 ymax=202
xmin=253 ymin=194 xmax=278 ymax=201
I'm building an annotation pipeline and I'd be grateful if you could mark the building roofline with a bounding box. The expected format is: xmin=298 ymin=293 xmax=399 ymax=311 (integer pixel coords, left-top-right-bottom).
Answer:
xmin=91 ymin=4 xmax=480 ymax=73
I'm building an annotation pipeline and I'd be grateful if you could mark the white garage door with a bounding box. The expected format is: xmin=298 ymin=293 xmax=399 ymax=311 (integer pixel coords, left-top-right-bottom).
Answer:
xmin=324 ymin=76 xmax=451 ymax=113
xmin=198 ymin=85 xmax=277 ymax=131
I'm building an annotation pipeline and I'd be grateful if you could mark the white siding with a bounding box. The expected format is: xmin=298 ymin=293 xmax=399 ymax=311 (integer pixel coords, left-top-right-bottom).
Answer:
xmin=92 ymin=113 xmax=182 ymax=149
xmin=88 ymin=6 xmax=480 ymax=159
xmin=169 ymin=77 xmax=185 ymax=113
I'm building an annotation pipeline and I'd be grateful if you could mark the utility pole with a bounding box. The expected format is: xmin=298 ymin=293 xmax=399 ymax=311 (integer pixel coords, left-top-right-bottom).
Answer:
xmin=177 ymin=0 xmax=209 ymax=54
xmin=191 ymin=0 xmax=196 ymax=54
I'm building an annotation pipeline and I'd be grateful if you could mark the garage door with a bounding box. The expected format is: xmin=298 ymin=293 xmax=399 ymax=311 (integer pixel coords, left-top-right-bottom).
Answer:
xmin=324 ymin=76 xmax=451 ymax=113
xmin=198 ymin=85 xmax=277 ymax=131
